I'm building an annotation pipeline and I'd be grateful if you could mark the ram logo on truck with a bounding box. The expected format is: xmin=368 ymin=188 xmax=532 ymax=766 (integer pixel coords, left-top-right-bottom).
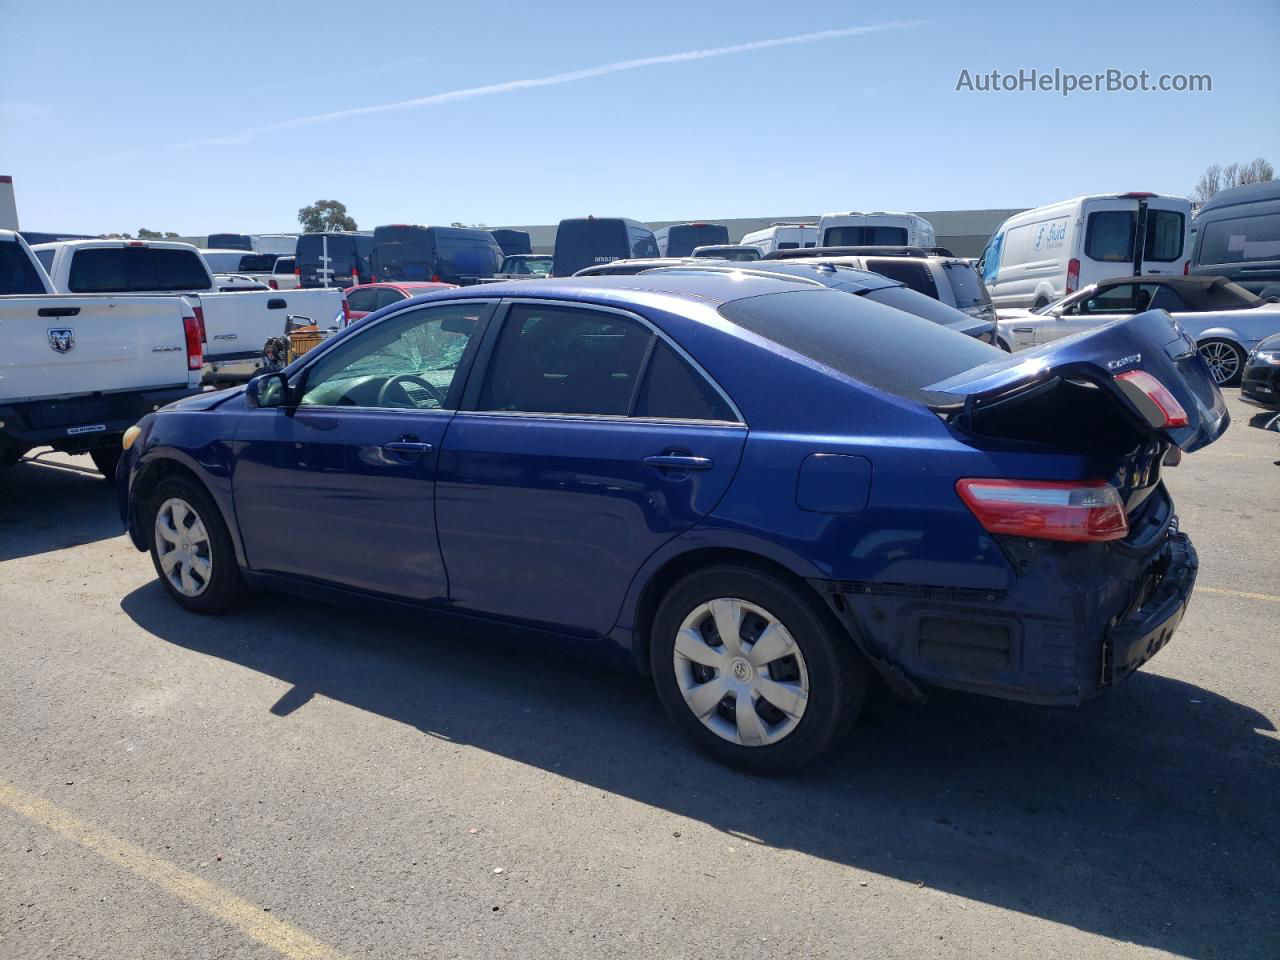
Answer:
xmin=47 ymin=328 xmax=75 ymax=354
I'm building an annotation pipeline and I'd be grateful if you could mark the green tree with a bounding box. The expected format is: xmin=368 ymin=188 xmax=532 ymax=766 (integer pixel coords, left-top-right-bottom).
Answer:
xmin=137 ymin=228 xmax=164 ymax=239
xmin=298 ymin=200 xmax=357 ymax=233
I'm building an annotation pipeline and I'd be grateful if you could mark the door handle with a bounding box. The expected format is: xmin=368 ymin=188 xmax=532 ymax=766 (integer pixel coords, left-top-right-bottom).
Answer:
xmin=643 ymin=454 xmax=713 ymax=471
xmin=383 ymin=441 xmax=433 ymax=453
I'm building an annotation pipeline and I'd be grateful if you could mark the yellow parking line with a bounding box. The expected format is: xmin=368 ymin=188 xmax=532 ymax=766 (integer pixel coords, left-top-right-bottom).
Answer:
xmin=0 ymin=780 xmax=345 ymax=960
xmin=1197 ymin=586 xmax=1280 ymax=604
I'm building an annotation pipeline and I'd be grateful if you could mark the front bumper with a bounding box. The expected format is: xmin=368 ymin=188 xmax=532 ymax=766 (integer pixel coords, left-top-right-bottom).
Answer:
xmin=812 ymin=514 xmax=1198 ymax=706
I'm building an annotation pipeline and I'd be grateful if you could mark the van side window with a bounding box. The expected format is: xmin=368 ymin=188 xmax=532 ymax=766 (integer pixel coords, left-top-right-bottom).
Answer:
xmin=1199 ymin=215 xmax=1280 ymax=265
xmin=1085 ymin=212 xmax=1136 ymax=262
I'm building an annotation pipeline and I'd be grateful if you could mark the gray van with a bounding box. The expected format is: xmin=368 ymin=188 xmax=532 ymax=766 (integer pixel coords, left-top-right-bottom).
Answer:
xmin=1190 ymin=180 xmax=1280 ymax=298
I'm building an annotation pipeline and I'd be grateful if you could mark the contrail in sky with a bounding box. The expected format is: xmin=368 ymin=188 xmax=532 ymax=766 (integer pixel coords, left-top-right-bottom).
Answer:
xmin=173 ymin=21 xmax=926 ymax=148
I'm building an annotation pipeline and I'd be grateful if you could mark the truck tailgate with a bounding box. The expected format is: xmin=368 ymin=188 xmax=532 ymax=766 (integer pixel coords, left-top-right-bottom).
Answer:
xmin=0 ymin=295 xmax=194 ymax=402
xmin=197 ymin=288 xmax=345 ymax=359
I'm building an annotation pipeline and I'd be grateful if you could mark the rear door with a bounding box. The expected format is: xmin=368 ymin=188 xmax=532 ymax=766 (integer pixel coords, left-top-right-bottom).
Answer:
xmin=1080 ymin=199 xmax=1139 ymax=288
xmin=1139 ymin=200 xmax=1189 ymax=276
xmin=435 ymin=300 xmax=746 ymax=636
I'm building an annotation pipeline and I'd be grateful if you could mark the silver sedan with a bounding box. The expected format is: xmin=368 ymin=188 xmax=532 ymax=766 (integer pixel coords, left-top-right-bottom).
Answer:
xmin=996 ymin=276 xmax=1280 ymax=385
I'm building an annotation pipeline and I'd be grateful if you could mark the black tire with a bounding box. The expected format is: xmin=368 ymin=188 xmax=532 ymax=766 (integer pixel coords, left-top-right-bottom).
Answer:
xmin=1198 ymin=338 xmax=1246 ymax=387
xmin=90 ymin=445 xmax=122 ymax=480
xmin=649 ymin=565 xmax=867 ymax=775
xmin=145 ymin=477 xmax=248 ymax=614
xmin=0 ymin=446 xmax=28 ymax=469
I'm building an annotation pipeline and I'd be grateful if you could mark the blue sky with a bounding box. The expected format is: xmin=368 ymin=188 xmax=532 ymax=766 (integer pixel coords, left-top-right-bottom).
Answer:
xmin=1 ymin=0 xmax=1277 ymax=234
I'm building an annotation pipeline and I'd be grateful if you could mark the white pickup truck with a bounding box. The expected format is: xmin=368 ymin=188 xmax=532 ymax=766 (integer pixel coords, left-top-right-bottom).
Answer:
xmin=32 ymin=239 xmax=346 ymax=386
xmin=1 ymin=230 xmax=202 ymax=476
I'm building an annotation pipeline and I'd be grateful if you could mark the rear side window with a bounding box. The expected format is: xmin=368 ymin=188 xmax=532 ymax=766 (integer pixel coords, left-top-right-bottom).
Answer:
xmin=863 ymin=259 xmax=939 ymax=299
xmin=67 ymin=247 xmax=209 ymax=292
xmin=634 ymin=341 xmax=735 ymax=421
xmin=345 ymin=288 xmax=379 ymax=312
xmin=1085 ymin=211 xmax=1136 ymax=262
xmin=375 ymin=288 xmax=407 ymax=309
xmin=273 ymin=257 xmax=295 ymax=274
xmin=718 ymin=289 xmax=997 ymax=404
xmin=941 ymin=261 xmax=990 ymax=309
xmin=824 ymin=226 xmax=909 ymax=246
xmin=1145 ymin=210 xmax=1184 ymax=262
xmin=0 ymin=241 xmax=47 ymax=294
xmin=1199 ymin=214 xmax=1280 ymax=265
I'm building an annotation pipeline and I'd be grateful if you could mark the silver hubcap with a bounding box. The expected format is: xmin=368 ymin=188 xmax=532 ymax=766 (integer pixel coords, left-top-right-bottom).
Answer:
xmin=673 ymin=598 xmax=810 ymax=747
xmin=154 ymin=497 xmax=212 ymax=597
xmin=1200 ymin=341 xmax=1239 ymax=384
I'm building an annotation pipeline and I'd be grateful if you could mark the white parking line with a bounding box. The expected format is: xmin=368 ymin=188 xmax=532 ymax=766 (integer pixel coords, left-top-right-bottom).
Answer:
xmin=0 ymin=780 xmax=346 ymax=960
xmin=1197 ymin=586 xmax=1280 ymax=603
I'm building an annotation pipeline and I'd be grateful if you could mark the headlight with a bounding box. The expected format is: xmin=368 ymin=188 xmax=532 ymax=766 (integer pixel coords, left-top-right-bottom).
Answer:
xmin=122 ymin=424 xmax=142 ymax=450
xmin=1255 ymin=350 xmax=1280 ymax=366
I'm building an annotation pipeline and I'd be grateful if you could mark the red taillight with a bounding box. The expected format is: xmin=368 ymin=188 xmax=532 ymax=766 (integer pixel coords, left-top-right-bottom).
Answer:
xmin=268 ymin=278 xmax=278 ymax=289
xmin=956 ymin=478 xmax=1128 ymax=543
xmin=431 ymin=273 xmax=441 ymax=282
xmin=192 ymin=305 xmax=207 ymax=343
xmin=294 ymin=267 xmax=301 ymax=278
xmin=371 ymin=274 xmax=378 ymax=283
xmin=1183 ymin=260 xmax=1190 ymax=276
xmin=1066 ymin=258 xmax=1080 ymax=295
xmin=182 ymin=314 xmax=203 ymax=371
xmin=1114 ymin=370 xmax=1190 ymax=428
xmin=342 ymin=297 xmax=351 ymax=326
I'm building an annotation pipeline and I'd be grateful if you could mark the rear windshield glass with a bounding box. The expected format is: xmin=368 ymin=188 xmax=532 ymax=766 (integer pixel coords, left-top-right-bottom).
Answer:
xmin=865 ymin=285 xmax=975 ymax=328
xmin=664 ymin=224 xmax=730 ymax=257
xmin=67 ymin=247 xmax=211 ymax=292
xmin=863 ymin=258 xmax=939 ymax=299
xmin=942 ymin=261 xmax=990 ymax=309
xmin=718 ymin=289 xmax=997 ymax=403
xmin=273 ymin=257 xmax=295 ymax=273
xmin=1085 ymin=211 xmax=1136 ymax=262
xmin=824 ymin=226 xmax=909 ymax=246
xmin=0 ymin=241 xmax=47 ymax=294
xmin=1145 ymin=210 xmax=1184 ymax=262
xmin=1198 ymin=214 xmax=1280 ymax=265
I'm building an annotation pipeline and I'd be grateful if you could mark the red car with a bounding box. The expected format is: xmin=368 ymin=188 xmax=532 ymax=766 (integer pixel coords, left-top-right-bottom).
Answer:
xmin=342 ymin=281 xmax=457 ymax=324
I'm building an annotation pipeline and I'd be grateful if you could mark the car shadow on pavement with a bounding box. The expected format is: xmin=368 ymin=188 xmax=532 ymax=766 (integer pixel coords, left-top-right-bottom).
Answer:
xmin=0 ymin=455 xmax=120 ymax=562
xmin=121 ymin=583 xmax=1279 ymax=960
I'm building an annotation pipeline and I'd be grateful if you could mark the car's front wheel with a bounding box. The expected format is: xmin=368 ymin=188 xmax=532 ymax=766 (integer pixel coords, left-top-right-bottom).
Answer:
xmin=146 ymin=478 xmax=248 ymax=614
xmin=650 ymin=565 xmax=866 ymax=774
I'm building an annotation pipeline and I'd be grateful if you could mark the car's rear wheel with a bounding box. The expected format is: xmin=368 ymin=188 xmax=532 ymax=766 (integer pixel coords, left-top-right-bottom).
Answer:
xmin=650 ymin=565 xmax=866 ymax=774
xmin=1198 ymin=338 xmax=1245 ymax=386
xmin=147 ymin=478 xmax=247 ymax=614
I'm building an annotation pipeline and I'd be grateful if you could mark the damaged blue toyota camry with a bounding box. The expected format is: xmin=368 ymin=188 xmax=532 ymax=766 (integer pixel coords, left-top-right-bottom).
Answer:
xmin=117 ymin=273 xmax=1228 ymax=773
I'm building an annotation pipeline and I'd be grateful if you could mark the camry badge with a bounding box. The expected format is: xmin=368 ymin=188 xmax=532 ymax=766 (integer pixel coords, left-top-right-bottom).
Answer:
xmin=48 ymin=328 xmax=75 ymax=354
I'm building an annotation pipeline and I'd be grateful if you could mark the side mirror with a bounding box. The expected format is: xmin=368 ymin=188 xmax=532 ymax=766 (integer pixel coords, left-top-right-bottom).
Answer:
xmin=246 ymin=371 xmax=291 ymax=408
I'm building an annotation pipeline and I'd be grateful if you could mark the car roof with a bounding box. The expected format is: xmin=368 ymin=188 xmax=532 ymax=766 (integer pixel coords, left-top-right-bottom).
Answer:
xmin=643 ymin=262 xmax=904 ymax=292
xmin=1094 ymin=274 xmax=1260 ymax=308
xmin=30 ymin=238 xmax=200 ymax=252
xmin=414 ymin=272 xmax=810 ymax=306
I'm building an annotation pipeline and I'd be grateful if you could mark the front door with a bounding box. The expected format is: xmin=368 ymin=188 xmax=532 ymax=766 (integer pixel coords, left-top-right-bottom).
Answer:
xmin=435 ymin=301 xmax=747 ymax=636
xmin=232 ymin=300 xmax=492 ymax=600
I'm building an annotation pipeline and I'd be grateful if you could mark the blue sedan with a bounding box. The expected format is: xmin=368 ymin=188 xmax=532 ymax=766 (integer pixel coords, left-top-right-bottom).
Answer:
xmin=119 ymin=274 xmax=1227 ymax=772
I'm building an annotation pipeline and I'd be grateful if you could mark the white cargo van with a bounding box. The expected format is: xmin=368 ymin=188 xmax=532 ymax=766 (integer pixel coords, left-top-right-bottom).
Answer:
xmin=740 ymin=223 xmax=819 ymax=255
xmin=817 ymin=211 xmax=935 ymax=248
xmin=979 ymin=193 xmax=1191 ymax=310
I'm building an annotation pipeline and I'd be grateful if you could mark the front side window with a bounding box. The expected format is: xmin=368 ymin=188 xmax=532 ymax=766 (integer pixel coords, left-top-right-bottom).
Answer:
xmin=942 ymin=261 xmax=990 ymax=309
xmin=299 ymin=302 xmax=485 ymax=409
xmin=1085 ymin=211 xmax=1136 ymax=262
xmin=375 ymin=288 xmax=407 ymax=309
xmin=1077 ymin=284 xmax=1144 ymax=314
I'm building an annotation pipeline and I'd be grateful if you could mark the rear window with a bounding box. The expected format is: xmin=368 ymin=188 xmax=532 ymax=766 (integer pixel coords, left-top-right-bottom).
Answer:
xmin=273 ymin=256 xmax=295 ymax=274
xmin=718 ymin=289 xmax=996 ymax=403
xmin=67 ymin=247 xmax=210 ymax=292
xmin=1199 ymin=214 xmax=1280 ymax=265
xmin=823 ymin=226 xmax=909 ymax=246
xmin=1085 ymin=211 xmax=1136 ymax=262
xmin=863 ymin=259 xmax=939 ymax=299
xmin=297 ymin=235 xmax=358 ymax=277
xmin=941 ymin=261 xmax=990 ymax=309
xmin=1145 ymin=210 xmax=1184 ymax=262
xmin=0 ymin=241 xmax=47 ymax=294
xmin=237 ymin=253 xmax=277 ymax=272
xmin=207 ymin=234 xmax=252 ymax=250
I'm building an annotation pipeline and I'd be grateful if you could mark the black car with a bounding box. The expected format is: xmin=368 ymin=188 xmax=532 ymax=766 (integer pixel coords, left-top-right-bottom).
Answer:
xmin=1241 ymin=332 xmax=1280 ymax=410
